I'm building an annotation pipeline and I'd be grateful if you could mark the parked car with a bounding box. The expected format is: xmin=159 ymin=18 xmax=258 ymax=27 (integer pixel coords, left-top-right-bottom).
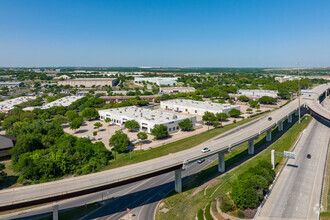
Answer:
xmin=201 ymin=147 xmax=210 ymax=153
xmin=82 ymin=135 xmax=95 ymax=141
xmin=268 ymin=117 xmax=272 ymax=121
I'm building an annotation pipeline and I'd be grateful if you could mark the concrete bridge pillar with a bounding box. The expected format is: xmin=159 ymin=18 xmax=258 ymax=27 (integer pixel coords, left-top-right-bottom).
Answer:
xmin=248 ymin=139 xmax=254 ymax=155
xmin=53 ymin=204 xmax=59 ymax=220
xmin=288 ymin=114 xmax=292 ymax=123
xmin=295 ymin=109 xmax=299 ymax=116
xmin=266 ymin=129 xmax=272 ymax=142
xmin=218 ymin=152 xmax=225 ymax=172
xmin=278 ymin=121 xmax=283 ymax=131
xmin=174 ymin=169 xmax=182 ymax=193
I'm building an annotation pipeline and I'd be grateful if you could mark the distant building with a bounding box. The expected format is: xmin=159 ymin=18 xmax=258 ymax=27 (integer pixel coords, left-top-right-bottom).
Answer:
xmin=134 ymin=77 xmax=178 ymax=86
xmin=99 ymin=106 xmax=196 ymax=133
xmin=159 ymin=87 xmax=196 ymax=94
xmin=54 ymin=75 xmax=71 ymax=80
xmin=0 ymin=81 xmax=24 ymax=88
xmin=0 ymin=96 xmax=36 ymax=112
xmin=99 ymin=95 xmax=160 ymax=103
xmin=57 ymin=78 xmax=117 ymax=87
xmin=0 ymin=135 xmax=17 ymax=157
xmin=23 ymin=96 xmax=83 ymax=111
xmin=160 ymin=99 xmax=240 ymax=115
xmin=237 ymin=89 xmax=278 ymax=98
xmin=275 ymin=76 xmax=300 ymax=83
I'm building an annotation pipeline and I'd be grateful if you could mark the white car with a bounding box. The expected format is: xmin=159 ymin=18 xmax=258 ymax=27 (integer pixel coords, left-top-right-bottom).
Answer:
xmin=201 ymin=147 xmax=210 ymax=153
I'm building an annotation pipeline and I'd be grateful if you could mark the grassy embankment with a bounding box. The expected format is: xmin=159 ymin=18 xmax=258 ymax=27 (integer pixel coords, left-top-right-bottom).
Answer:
xmin=156 ymin=115 xmax=311 ymax=220
xmin=321 ymin=142 xmax=330 ymax=220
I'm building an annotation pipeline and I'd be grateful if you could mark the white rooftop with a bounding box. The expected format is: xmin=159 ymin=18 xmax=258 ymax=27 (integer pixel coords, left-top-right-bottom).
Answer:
xmin=99 ymin=106 xmax=191 ymax=124
xmin=0 ymin=96 xmax=36 ymax=111
xmin=161 ymin=99 xmax=239 ymax=111
xmin=23 ymin=96 xmax=83 ymax=111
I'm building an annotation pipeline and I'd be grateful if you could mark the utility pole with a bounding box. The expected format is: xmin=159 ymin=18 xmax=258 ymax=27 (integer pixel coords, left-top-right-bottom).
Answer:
xmin=297 ymin=62 xmax=301 ymax=123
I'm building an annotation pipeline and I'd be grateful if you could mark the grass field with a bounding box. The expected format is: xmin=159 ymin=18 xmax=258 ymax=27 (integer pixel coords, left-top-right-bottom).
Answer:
xmin=156 ymin=115 xmax=312 ymax=220
xmin=321 ymin=141 xmax=330 ymax=220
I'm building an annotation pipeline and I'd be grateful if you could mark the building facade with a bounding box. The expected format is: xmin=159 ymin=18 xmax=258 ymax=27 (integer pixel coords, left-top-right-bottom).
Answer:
xmin=134 ymin=77 xmax=178 ymax=86
xmin=160 ymin=99 xmax=240 ymax=115
xmin=99 ymin=106 xmax=196 ymax=133
xmin=0 ymin=81 xmax=24 ymax=88
xmin=159 ymin=87 xmax=196 ymax=94
xmin=58 ymin=78 xmax=117 ymax=87
xmin=237 ymin=89 xmax=278 ymax=98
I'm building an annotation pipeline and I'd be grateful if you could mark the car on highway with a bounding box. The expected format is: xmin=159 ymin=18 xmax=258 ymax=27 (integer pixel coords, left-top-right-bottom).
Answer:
xmin=197 ymin=159 xmax=205 ymax=163
xmin=268 ymin=117 xmax=272 ymax=121
xmin=307 ymin=154 xmax=311 ymax=159
xmin=201 ymin=147 xmax=210 ymax=153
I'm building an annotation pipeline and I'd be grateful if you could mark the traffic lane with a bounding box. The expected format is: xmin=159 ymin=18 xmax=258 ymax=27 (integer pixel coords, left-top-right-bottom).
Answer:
xmin=88 ymin=155 xmax=217 ymax=220
xmin=258 ymin=119 xmax=329 ymax=219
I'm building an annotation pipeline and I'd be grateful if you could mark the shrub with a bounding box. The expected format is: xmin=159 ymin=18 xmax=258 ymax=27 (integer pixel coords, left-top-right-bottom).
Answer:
xmin=197 ymin=209 xmax=204 ymax=220
xmin=219 ymin=193 xmax=235 ymax=213
xmin=204 ymin=203 xmax=213 ymax=220
xmin=93 ymin=131 xmax=97 ymax=136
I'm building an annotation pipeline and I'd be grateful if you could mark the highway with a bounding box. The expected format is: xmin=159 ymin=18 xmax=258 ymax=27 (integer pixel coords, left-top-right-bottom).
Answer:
xmin=0 ymin=84 xmax=328 ymax=214
xmin=258 ymin=98 xmax=330 ymax=220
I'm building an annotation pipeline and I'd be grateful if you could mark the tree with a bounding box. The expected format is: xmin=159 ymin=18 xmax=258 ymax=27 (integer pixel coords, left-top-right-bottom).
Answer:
xmin=213 ymin=122 xmax=221 ymax=129
xmin=228 ymin=109 xmax=241 ymax=118
xmin=105 ymin=118 xmax=111 ymax=124
xmin=93 ymin=131 xmax=97 ymax=136
xmin=259 ymin=96 xmax=277 ymax=104
xmin=39 ymin=112 xmax=51 ymax=121
xmin=81 ymin=107 xmax=99 ymax=120
xmin=228 ymin=99 xmax=234 ymax=104
xmin=278 ymin=89 xmax=290 ymax=99
xmin=94 ymin=122 xmax=103 ymax=131
xmin=69 ymin=117 xmax=83 ymax=132
xmin=137 ymin=132 xmax=148 ymax=149
xmin=178 ymin=119 xmax=193 ymax=131
xmin=109 ymin=130 xmax=130 ymax=153
xmin=246 ymin=108 xmax=253 ymax=114
xmin=124 ymin=120 xmax=140 ymax=131
xmin=202 ymin=112 xmax=216 ymax=129
xmin=53 ymin=115 xmax=68 ymax=124
xmin=65 ymin=110 xmax=78 ymax=121
xmin=238 ymin=95 xmax=250 ymax=102
xmin=151 ymin=124 xmax=169 ymax=139
xmin=215 ymin=113 xmax=228 ymax=121
xmin=248 ymin=100 xmax=258 ymax=108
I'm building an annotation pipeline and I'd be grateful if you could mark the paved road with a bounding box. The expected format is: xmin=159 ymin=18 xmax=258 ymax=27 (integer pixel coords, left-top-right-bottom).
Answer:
xmin=258 ymin=101 xmax=330 ymax=220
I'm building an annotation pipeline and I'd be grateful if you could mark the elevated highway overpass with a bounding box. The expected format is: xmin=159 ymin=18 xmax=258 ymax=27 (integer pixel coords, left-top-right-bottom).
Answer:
xmin=0 ymin=84 xmax=328 ymax=213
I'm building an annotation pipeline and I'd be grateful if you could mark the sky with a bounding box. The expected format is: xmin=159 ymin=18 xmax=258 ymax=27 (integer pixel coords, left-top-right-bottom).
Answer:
xmin=0 ymin=0 xmax=330 ymax=67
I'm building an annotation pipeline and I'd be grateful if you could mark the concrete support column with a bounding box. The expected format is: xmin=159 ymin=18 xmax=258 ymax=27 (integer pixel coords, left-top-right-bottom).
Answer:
xmin=288 ymin=114 xmax=292 ymax=123
xmin=271 ymin=150 xmax=275 ymax=170
xmin=174 ymin=169 xmax=182 ymax=193
xmin=218 ymin=152 xmax=225 ymax=172
xmin=278 ymin=121 xmax=283 ymax=131
xmin=294 ymin=109 xmax=298 ymax=116
xmin=266 ymin=129 xmax=272 ymax=142
xmin=53 ymin=204 xmax=59 ymax=220
xmin=248 ymin=139 xmax=254 ymax=155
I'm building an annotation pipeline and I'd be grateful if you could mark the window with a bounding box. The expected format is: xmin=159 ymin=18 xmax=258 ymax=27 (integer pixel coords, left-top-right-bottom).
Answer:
xmin=185 ymin=109 xmax=188 ymax=112
xmin=169 ymin=128 xmax=172 ymax=131
xmin=173 ymin=127 xmax=175 ymax=131
xmin=195 ymin=110 xmax=197 ymax=113
xmin=177 ymin=126 xmax=179 ymax=130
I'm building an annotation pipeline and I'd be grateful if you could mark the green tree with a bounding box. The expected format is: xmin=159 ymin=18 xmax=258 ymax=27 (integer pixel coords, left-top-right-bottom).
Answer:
xmin=10 ymin=133 xmax=43 ymax=164
xmin=65 ymin=110 xmax=78 ymax=121
xmin=213 ymin=122 xmax=221 ymax=129
xmin=109 ymin=130 xmax=130 ymax=153
xmin=278 ymin=89 xmax=290 ymax=99
xmin=228 ymin=109 xmax=241 ymax=118
xmin=81 ymin=107 xmax=99 ymax=120
xmin=124 ymin=120 xmax=140 ymax=131
xmin=69 ymin=117 xmax=83 ymax=132
xmin=53 ymin=115 xmax=68 ymax=124
xmin=151 ymin=124 xmax=169 ymax=139
xmin=215 ymin=113 xmax=228 ymax=121
xmin=259 ymin=96 xmax=277 ymax=104
xmin=178 ymin=119 xmax=194 ymax=131
xmin=202 ymin=112 xmax=216 ymax=129
xmin=105 ymin=118 xmax=111 ymax=124
xmin=137 ymin=132 xmax=148 ymax=142
xmin=248 ymin=100 xmax=258 ymax=107
xmin=94 ymin=122 xmax=103 ymax=131
xmin=238 ymin=95 xmax=250 ymax=102
xmin=39 ymin=112 xmax=51 ymax=121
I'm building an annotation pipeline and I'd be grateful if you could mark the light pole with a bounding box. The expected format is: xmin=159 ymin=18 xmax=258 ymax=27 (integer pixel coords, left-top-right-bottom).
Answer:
xmin=297 ymin=62 xmax=301 ymax=123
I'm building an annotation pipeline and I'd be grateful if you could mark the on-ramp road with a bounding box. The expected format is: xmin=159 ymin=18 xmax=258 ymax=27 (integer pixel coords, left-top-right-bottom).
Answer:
xmin=258 ymin=101 xmax=330 ymax=220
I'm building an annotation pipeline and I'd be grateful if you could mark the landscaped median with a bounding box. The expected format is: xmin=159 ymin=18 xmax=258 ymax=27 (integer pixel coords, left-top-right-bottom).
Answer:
xmin=156 ymin=115 xmax=312 ymax=220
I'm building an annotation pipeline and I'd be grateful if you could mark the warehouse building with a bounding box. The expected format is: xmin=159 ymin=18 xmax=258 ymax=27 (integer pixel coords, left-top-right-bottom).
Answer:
xmin=99 ymin=106 xmax=196 ymax=133
xmin=160 ymin=99 xmax=240 ymax=115
xmin=23 ymin=96 xmax=83 ymax=111
xmin=159 ymin=87 xmax=196 ymax=94
xmin=0 ymin=96 xmax=36 ymax=112
xmin=0 ymin=81 xmax=24 ymax=88
xmin=134 ymin=77 xmax=178 ymax=86
xmin=237 ymin=89 xmax=278 ymax=98
xmin=57 ymin=78 xmax=117 ymax=87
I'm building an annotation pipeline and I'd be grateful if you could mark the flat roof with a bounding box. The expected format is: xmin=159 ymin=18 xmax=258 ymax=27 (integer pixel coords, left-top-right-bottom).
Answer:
xmin=161 ymin=99 xmax=239 ymax=111
xmin=99 ymin=106 xmax=192 ymax=124
xmin=0 ymin=96 xmax=36 ymax=111
xmin=23 ymin=96 xmax=83 ymax=110
xmin=70 ymin=78 xmax=117 ymax=81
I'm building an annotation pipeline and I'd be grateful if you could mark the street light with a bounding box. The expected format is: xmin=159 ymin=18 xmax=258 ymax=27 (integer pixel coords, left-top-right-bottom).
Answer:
xmin=297 ymin=62 xmax=301 ymax=123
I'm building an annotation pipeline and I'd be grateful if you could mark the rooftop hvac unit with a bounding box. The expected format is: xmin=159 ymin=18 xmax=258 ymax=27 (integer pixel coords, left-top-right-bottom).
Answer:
xmin=166 ymin=117 xmax=169 ymax=119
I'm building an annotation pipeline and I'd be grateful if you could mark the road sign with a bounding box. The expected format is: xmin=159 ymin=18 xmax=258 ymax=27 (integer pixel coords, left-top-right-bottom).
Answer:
xmin=283 ymin=151 xmax=295 ymax=159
